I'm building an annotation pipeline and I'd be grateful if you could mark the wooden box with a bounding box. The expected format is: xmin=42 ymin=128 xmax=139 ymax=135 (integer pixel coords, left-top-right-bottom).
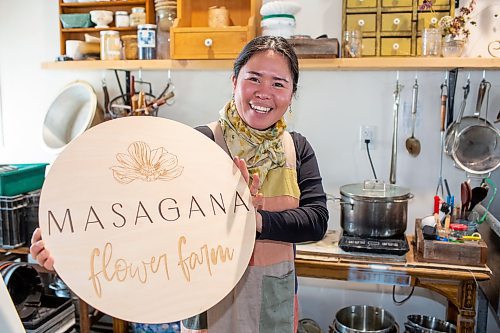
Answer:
xmin=415 ymin=219 xmax=488 ymax=267
xmin=170 ymin=0 xmax=261 ymax=59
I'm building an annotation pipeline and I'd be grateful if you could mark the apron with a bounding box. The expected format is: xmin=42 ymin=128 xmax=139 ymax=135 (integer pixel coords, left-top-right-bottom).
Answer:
xmin=182 ymin=122 xmax=300 ymax=333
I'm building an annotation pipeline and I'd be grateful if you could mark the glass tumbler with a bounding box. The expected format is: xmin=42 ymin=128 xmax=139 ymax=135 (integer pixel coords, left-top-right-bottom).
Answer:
xmin=422 ymin=28 xmax=442 ymax=57
xmin=342 ymin=30 xmax=362 ymax=58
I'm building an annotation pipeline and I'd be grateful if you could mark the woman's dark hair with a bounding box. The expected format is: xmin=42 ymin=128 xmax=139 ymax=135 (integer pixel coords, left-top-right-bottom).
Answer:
xmin=233 ymin=36 xmax=299 ymax=94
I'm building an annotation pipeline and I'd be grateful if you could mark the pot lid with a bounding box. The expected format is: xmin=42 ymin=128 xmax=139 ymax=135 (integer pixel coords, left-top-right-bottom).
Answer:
xmin=340 ymin=180 xmax=411 ymax=199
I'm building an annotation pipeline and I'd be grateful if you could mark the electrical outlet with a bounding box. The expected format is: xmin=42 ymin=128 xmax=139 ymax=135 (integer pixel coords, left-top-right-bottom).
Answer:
xmin=359 ymin=126 xmax=375 ymax=149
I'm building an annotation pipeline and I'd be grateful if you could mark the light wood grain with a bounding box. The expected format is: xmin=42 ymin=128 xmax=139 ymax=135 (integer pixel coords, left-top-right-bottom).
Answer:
xmin=39 ymin=117 xmax=256 ymax=323
xmin=41 ymin=57 xmax=500 ymax=71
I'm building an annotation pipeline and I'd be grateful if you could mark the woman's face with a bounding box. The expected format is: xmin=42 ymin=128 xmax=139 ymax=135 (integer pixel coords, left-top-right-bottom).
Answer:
xmin=232 ymin=50 xmax=293 ymax=130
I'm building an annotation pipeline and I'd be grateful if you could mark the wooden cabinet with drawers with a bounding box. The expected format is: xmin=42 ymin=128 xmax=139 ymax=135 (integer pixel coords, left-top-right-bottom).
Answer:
xmin=342 ymin=0 xmax=455 ymax=57
xmin=170 ymin=0 xmax=261 ymax=59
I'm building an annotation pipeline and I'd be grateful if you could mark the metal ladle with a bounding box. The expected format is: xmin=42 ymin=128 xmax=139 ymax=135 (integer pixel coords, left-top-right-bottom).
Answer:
xmin=405 ymin=79 xmax=421 ymax=156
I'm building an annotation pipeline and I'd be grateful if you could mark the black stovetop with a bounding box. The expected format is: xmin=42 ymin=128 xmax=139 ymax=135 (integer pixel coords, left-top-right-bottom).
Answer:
xmin=338 ymin=233 xmax=409 ymax=256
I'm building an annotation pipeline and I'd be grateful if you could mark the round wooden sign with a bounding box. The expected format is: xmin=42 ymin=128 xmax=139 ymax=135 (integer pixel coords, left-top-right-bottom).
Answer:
xmin=39 ymin=117 xmax=256 ymax=323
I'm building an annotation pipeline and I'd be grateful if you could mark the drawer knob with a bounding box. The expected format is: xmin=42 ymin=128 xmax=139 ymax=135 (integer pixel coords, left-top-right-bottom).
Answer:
xmin=393 ymin=18 xmax=401 ymax=25
xmin=393 ymin=43 xmax=400 ymax=50
xmin=430 ymin=17 xmax=438 ymax=25
xmin=204 ymin=38 xmax=213 ymax=47
xmin=358 ymin=19 xmax=365 ymax=27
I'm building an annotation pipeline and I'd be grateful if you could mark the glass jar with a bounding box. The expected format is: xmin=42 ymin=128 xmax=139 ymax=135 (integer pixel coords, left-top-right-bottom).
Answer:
xmin=130 ymin=7 xmax=146 ymax=27
xmin=442 ymin=34 xmax=465 ymax=57
xmin=100 ymin=30 xmax=121 ymax=60
xmin=156 ymin=8 xmax=176 ymax=59
xmin=122 ymin=35 xmax=138 ymax=60
xmin=342 ymin=30 xmax=362 ymax=58
xmin=422 ymin=28 xmax=442 ymax=57
xmin=137 ymin=24 xmax=156 ymax=60
xmin=449 ymin=223 xmax=468 ymax=240
xmin=115 ymin=11 xmax=130 ymax=28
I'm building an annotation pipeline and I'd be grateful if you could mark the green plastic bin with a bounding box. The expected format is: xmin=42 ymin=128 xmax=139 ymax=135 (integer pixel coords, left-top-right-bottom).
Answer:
xmin=0 ymin=164 xmax=48 ymax=196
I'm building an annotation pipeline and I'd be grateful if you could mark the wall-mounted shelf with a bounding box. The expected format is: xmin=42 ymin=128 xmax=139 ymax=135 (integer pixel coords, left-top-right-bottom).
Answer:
xmin=41 ymin=57 xmax=500 ymax=71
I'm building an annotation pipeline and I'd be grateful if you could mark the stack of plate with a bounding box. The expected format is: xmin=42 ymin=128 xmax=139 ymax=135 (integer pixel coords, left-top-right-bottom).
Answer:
xmin=155 ymin=0 xmax=177 ymax=13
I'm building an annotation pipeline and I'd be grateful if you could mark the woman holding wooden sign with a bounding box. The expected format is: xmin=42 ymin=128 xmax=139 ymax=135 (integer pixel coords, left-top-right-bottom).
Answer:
xmin=31 ymin=35 xmax=329 ymax=332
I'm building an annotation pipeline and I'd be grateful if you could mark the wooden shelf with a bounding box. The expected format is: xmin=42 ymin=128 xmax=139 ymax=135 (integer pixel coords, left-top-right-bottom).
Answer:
xmin=60 ymin=0 xmax=146 ymax=8
xmin=41 ymin=57 xmax=500 ymax=71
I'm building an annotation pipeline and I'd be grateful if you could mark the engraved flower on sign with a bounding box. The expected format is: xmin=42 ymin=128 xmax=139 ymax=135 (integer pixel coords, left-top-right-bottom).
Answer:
xmin=111 ymin=141 xmax=183 ymax=184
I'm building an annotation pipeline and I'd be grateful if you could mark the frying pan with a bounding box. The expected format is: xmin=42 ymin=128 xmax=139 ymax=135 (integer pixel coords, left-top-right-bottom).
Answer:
xmin=452 ymin=79 xmax=500 ymax=174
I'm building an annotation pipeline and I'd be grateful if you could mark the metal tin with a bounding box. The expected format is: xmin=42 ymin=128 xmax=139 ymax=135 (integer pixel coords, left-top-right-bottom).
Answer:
xmin=137 ymin=24 xmax=157 ymax=60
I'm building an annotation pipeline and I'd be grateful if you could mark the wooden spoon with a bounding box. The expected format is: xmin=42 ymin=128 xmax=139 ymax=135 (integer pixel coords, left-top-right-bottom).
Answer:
xmin=406 ymin=79 xmax=421 ymax=156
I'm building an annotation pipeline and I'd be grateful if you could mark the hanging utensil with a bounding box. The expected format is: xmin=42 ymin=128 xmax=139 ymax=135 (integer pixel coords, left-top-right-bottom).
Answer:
xmin=405 ymin=79 xmax=421 ymax=157
xmin=436 ymin=80 xmax=447 ymax=197
xmin=389 ymin=78 xmax=402 ymax=184
xmin=447 ymin=68 xmax=458 ymax=128
xmin=452 ymin=79 xmax=500 ymax=175
xmin=101 ymin=77 xmax=112 ymax=121
xmin=469 ymin=186 xmax=488 ymax=210
xmin=444 ymin=78 xmax=470 ymax=155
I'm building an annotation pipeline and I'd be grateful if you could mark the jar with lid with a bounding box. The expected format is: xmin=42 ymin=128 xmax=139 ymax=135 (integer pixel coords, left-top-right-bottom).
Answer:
xmin=156 ymin=8 xmax=176 ymax=59
xmin=449 ymin=223 xmax=468 ymax=240
xmin=130 ymin=7 xmax=146 ymax=27
xmin=100 ymin=30 xmax=121 ymax=60
xmin=115 ymin=11 xmax=130 ymax=28
xmin=137 ymin=24 xmax=156 ymax=60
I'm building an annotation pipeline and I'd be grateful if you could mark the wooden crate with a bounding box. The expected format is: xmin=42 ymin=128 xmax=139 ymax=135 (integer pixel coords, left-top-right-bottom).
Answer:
xmin=415 ymin=219 xmax=488 ymax=267
xmin=170 ymin=0 xmax=261 ymax=59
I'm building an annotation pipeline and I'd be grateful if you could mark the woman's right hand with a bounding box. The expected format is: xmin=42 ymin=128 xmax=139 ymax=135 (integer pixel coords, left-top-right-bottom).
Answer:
xmin=30 ymin=228 xmax=55 ymax=271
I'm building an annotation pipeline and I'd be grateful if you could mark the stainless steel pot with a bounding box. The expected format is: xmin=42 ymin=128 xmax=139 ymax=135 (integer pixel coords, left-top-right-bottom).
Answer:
xmin=335 ymin=305 xmax=396 ymax=333
xmin=406 ymin=315 xmax=456 ymax=333
xmin=340 ymin=180 xmax=413 ymax=238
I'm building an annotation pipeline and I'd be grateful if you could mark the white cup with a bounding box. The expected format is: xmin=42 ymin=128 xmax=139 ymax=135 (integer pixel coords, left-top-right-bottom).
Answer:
xmin=65 ymin=40 xmax=84 ymax=60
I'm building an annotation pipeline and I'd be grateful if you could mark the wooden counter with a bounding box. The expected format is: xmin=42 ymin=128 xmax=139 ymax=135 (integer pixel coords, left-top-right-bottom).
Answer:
xmin=295 ymin=231 xmax=491 ymax=333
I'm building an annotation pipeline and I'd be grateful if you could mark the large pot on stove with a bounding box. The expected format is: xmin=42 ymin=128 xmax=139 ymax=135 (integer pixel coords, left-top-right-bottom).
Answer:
xmin=340 ymin=180 xmax=413 ymax=238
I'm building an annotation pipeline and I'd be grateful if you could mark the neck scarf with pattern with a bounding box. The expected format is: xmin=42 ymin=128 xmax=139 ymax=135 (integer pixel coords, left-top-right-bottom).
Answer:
xmin=219 ymin=99 xmax=286 ymax=186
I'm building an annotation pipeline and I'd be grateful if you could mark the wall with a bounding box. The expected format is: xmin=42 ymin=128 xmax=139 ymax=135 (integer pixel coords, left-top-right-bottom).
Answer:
xmin=0 ymin=0 xmax=499 ymax=331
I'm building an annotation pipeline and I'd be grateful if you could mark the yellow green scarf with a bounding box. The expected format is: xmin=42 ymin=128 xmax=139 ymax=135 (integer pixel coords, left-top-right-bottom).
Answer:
xmin=219 ymin=100 xmax=286 ymax=186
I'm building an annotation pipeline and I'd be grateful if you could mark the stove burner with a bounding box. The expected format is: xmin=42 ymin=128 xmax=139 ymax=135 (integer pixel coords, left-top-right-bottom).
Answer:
xmin=339 ymin=233 xmax=409 ymax=256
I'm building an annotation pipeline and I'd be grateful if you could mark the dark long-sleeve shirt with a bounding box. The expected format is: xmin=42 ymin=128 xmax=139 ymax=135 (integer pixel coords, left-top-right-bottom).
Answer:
xmin=196 ymin=125 xmax=329 ymax=244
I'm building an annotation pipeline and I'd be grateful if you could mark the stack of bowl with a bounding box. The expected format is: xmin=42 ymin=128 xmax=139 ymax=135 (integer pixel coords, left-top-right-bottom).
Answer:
xmin=260 ymin=0 xmax=301 ymax=38
xmin=155 ymin=0 xmax=177 ymax=13
xmin=405 ymin=315 xmax=456 ymax=333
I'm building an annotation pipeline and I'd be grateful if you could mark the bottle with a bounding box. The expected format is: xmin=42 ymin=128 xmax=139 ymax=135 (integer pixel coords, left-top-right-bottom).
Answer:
xmin=342 ymin=30 xmax=362 ymax=58
xmin=137 ymin=24 xmax=156 ymax=60
xmin=100 ymin=30 xmax=121 ymax=60
xmin=156 ymin=8 xmax=176 ymax=59
xmin=115 ymin=11 xmax=130 ymax=28
xmin=130 ymin=7 xmax=146 ymax=27
xmin=122 ymin=35 xmax=138 ymax=60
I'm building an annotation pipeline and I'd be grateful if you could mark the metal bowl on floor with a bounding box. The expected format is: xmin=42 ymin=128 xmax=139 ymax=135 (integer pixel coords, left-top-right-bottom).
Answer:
xmin=335 ymin=305 xmax=396 ymax=333
xmin=406 ymin=315 xmax=456 ymax=333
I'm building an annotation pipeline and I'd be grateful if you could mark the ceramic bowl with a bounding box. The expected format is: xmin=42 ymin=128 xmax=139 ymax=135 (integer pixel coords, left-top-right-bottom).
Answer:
xmin=60 ymin=13 xmax=93 ymax=28
xmin=89 ymin=10 xmax=114 ymax=28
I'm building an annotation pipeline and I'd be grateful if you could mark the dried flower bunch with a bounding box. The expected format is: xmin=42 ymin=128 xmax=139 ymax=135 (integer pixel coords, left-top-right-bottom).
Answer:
xmin=419 ymin=0 xmax=477 ymax=39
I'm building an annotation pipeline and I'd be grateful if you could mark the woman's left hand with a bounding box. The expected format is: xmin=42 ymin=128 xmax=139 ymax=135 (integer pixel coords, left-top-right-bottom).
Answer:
xmin=234 ymin=156 xmax=263 ymax=232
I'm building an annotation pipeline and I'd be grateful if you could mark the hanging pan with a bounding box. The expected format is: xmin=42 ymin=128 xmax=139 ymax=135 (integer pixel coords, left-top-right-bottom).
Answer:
xmin=452 ymin=79 xmax=500 ymax=174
